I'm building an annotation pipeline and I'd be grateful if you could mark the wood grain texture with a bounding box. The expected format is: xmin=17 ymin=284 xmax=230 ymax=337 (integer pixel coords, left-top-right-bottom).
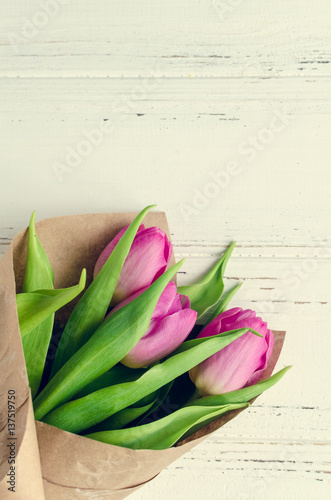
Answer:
xmin=1 ymin=1 xmax=331 ymax=78
xmin=0 ymin=0 xmax=330 ymax=498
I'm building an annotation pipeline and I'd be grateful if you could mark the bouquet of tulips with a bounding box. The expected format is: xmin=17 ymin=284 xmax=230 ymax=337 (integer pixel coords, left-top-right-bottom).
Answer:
xmin=19 ymin=205 xmax=288 ymax=445
xmin=0 ymin=206 xmax=288 ymax=499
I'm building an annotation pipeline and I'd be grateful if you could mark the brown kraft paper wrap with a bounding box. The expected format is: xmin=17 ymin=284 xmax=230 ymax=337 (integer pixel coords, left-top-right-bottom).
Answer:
xmin=0 ymin=211 xmax=285 ymax=499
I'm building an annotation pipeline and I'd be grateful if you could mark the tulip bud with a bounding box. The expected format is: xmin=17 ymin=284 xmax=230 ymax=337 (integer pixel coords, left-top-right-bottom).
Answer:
xmin=94 ymin=224 xmax=172 ymax=304
xmin=109 ymin=282 xmax=197 ymax=368
xmin=189 ymin=308 xmax=274 ymax=395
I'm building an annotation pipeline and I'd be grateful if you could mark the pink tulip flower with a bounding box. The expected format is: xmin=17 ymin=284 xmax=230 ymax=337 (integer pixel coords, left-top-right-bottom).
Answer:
xmin=189 ymin=308 xmax=274 ymax=395
xmin=94 ymin=224 xmax=172 ymax=304
xmin=109 ymin=282 xmax=197 ymax=368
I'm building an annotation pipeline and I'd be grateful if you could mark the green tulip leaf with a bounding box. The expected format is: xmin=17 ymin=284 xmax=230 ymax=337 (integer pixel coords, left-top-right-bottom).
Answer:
xmin=85 ymin=390 xmax=160 ymax=433
xmin=22 ymin=211 xmax=54 ymax=293
xmin=178 ymin=242 xmax=235 ymax=319
xmin=96 ymin=401 xmax=156 ymax=432
xmin=86 ymin=402 xmax=248 ymax=450
xmin=207 ymin=281 xmax=243 ymax=324
xmin=40 ymin=327 xmax=254 ymax=432
xmin=23 ymin=316 xmax=54 ymax=399
xmin=33 ymin=259 xmax=184 ymax=420
xmin=186 ymin=366 xmax=292 ymax=408
xmin=21 ymin=211 xmax=54 ymax=398
xmin=72 ymin=364 xmax=146 ymax=401
xmin=17 ymin=269 xmax=86 ymax=338
xmin=179 ymin=366 xmax=291 ymax=441
xmin=51 ymin=205 xmax=156 ymax=376
xmin=89 ymin=368 xmax=291 ymax=450
xmin=135 ymin=380 xmax=174 ymax=425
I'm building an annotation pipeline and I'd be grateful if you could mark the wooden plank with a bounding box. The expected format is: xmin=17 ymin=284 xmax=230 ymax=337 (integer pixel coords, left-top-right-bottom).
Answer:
xmin=133 ymin=437 xmax=331 ymax=499
xmin=0 ymin=78 xmax=330 ymax=246
xmin=1 ymin=0 xmax=330 ymax=78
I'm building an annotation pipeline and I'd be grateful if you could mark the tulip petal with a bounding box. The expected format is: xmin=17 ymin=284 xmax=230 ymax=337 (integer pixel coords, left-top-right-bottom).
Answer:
xmin=112 ymin=228 xmax=173 ymax=303
xmin=93 ymin=224 xmax=145 ymax=277
xmin=121 ymin=308 xmax=197 ymax=368
xmin=110 ymin=282 xmax=178 ymax=320
xmin=110 ymin=282 xmax=195 ymax=368
xmin=150 ymin=281 xmax=177 ymax=318
xmin=199 ymin=307 xmax=243 ymax=338
xmin=246 ymin=327 xmax=274 ymax=386
xmin=191 ymin=330 xmax=269 ymax=395
xmin=166 ymin=288 xmax=187 ymax=315
xmin=152 ymin=235 xmax=173 ymax=281
xmin=191 ymin=308 xmax=274 ymax=395
xmin=186 ymin=366 xmax=291 ymax=407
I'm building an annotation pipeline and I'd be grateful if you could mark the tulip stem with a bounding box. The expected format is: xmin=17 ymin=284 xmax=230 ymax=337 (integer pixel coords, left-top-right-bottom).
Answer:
xmin=186 ymin=389 xmax=201 ymax=404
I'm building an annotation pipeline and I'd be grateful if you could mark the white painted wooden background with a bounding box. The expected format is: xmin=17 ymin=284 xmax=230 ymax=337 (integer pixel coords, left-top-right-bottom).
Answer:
xmin=0 ymin=1 xmax=330 ymax=498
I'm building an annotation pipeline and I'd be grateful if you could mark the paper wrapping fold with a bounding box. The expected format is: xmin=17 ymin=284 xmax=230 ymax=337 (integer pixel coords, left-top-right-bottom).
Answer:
xmin=0 ymin=236 xmax=44 ymax=498
xmin=0 ymin=212 xmax=285 ymax=499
